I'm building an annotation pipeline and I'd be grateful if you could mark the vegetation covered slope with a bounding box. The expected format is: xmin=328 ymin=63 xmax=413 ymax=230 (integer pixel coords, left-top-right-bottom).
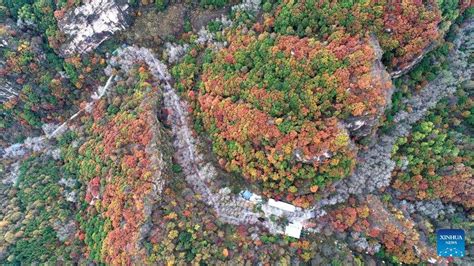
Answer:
xmin=0 ymin=0 xmax=472 ymax=265
xmin=60 ymin=65 xmax=169 ymax=264
xmin=270 ymin=0 xmax=470 ymax=71
xmin=0 ymin=154 xmax=83 ymax=263
xmin=193 ymin=29 xmax=391 ymax=203
xmin=0 ymin=18 xmax=109 ymax=145
xmin=392 ymin=84 xmax=473 ymax=208
xmin=169 ymin=0 xmax=470 ymax=207
xmin=1 ymin=64 xmax=171 ymax=264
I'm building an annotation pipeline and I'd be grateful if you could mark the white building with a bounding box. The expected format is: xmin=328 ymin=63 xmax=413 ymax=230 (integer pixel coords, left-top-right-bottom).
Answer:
xmin=285 ymin=222 xmax=303 ymax=239
xmin=268 ymin=199 xmax=296 ymax=212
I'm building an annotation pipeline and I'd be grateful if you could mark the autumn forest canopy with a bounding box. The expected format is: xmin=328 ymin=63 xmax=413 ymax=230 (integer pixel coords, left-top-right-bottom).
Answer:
xmin=0 ymin=0 xmax=473 ymax=265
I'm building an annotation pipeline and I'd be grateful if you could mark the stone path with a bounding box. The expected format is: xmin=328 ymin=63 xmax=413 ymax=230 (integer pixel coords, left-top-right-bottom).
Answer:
xmin=106 ymin=19 xmax=473 ymax=238
xmin=110 ymin=46 xmax=316 ymax=235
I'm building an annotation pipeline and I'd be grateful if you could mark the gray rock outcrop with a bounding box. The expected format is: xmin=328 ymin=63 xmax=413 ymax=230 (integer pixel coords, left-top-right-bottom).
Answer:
xmin=58 ymin=0 xmax=130 ymax=56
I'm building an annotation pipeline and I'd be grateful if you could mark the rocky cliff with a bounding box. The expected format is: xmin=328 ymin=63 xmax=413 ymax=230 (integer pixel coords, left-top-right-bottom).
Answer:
xmin=58 ymin=0 xmax=130 ymax=56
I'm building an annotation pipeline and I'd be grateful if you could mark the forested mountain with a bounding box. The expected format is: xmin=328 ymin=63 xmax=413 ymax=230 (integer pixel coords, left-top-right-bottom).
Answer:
xmin=0 ymin=0 xmax=472 ymax=264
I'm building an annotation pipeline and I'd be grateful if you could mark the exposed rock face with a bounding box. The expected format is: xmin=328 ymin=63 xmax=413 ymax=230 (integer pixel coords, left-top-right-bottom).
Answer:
xmin=0 ymin=20 xmax=21 ymax=103
xmin=390 ymin=44 xmax=435 ymax=79
xmin=320 ymin=19 xmax=474 ymax=206
xmin=232 ymin=0 xmax=262 ymax=13
xmin=344 ymin=35 xmax=394 ymax=138
xmin=58 ymin=0 xmax=130 ymax=56
xmin=0 ymin=79 xmax=20 ymax=104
